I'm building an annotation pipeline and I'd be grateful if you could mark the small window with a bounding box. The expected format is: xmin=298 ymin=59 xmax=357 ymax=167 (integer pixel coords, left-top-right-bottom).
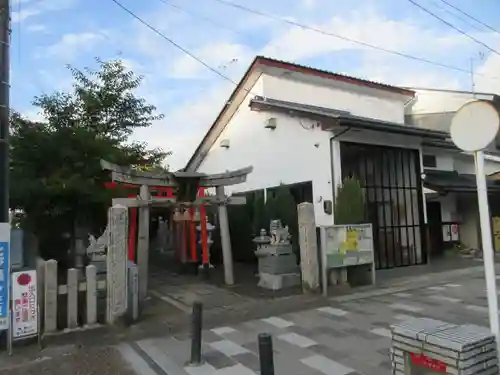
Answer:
xmin=423 ymin=154 xmax=437 ymax=168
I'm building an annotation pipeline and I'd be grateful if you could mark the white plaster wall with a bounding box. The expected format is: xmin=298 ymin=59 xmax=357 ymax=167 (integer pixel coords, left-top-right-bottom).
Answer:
xmin=409 ymin=90 xmax=491 ymax=114
xmin=198 ymin=95 xmax=333 ymax=226
xmin=263 ymin=75 xmax=407 ymax=124
xmin=454 ymin=155 xmax=500 ymax=175
xmin=198 ymin=74 xmax=413 ymax=226
xmin=457 ymin=194 xmax=480 ymax=250
xmin=435 ymin=195 xmax=457 ymax=222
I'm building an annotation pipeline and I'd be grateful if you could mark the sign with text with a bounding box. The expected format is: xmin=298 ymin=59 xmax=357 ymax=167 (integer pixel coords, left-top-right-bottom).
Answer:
xmin=0 ymin=223 xmax=10 ymax=331
xmin=321 ymin=224 xmax=374 ymax=268
xmin=406 ymin=352 xmax=447 ymax=374
xmin=11 ymin=270 xmax=38 ymax=339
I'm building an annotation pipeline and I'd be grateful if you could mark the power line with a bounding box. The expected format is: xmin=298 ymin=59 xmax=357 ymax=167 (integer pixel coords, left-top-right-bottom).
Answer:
xmin=209 ymin=0 xmax=500 ymax=80
xmin=437 ymin=0 xmax=500 ymax=35
xmin=156 ymin=0 xmax=249 ymax=40
xmin=406 ymin=0 xmax=500 ymax=57
xmin=109 ymin=0 xmax=244 ymax=88
xmin=427 ymin=0 xmax=485 ymax=33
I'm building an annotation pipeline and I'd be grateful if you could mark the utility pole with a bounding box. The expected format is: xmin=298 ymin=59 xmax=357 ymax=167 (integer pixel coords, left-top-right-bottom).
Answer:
xmin=0 ymin=0 xmax=9 ymax=224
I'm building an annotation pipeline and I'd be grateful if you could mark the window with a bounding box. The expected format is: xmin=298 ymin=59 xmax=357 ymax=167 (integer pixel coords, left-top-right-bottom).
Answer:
xmin=423 ymin=154 xmax=437 ymax=168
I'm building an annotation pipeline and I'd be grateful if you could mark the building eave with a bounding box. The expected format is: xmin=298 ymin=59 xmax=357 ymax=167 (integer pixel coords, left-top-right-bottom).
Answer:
xmin=250 ymin=96 xmax=448 ymax=140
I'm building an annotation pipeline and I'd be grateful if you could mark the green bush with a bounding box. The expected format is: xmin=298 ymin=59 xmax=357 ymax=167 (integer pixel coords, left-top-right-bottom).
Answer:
xmin=228 ymin=203 xmax=255 ymax=262
xmin=334 ymin=177 xmax=366 ymax=225
xmin=265 ymin=185 xmax=299 ymax=257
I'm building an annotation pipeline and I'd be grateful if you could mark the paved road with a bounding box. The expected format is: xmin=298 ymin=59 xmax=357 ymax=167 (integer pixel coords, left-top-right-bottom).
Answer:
xmin=119 ymin=273 xmax=496 ymax=375
xmin=0 ymin=345 xmax=136 ymax=375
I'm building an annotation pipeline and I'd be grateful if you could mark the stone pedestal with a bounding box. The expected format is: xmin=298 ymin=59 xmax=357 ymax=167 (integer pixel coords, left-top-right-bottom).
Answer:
xmin=255 ymin=243 xmax=300 ymax=290
xmin=391 ymin=317 xmax=498 ymax=374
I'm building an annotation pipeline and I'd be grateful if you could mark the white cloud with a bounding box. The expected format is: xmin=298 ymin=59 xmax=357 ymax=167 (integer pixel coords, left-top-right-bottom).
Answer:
xmin=44 ymin=32 xmax=105 ymax=61
xmin=261 ymin=9 xmax=470 ymax=63
xmin=22 ymin=108 xmax=46 ymax=122
xmin=26 ymin=24 xmax=48 ymax=33
xmin=130 ymin=82 xmax=236 ymax=170
xmin=169 ymin=42 xmax=254 ymax=79
xmin=12 ymin=0 xmax=77 ymax=23
xmin=473 ymin=53 xmax=500 ymax=94
xmin=301 ymin=0 xmax=316 ymax=9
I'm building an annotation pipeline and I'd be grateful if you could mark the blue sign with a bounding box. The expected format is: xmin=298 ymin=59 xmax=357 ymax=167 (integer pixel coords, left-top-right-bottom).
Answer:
xmin=0 ymin=241 xmax=9 ymax=330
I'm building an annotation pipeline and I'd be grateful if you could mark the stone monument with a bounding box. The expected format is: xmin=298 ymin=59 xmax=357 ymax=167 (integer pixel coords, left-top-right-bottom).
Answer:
xmin=106 ymin=204 xmax=129 ymax=324
xmin=254 ymin=220 xmax=300 ymax=290
xmin=391 ymin=317 xmax=498 ymax=374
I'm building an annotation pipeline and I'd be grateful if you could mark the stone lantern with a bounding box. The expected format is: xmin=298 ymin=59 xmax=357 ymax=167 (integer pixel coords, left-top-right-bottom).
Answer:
xmin=253 ymin=220 xmax=300 ymax=290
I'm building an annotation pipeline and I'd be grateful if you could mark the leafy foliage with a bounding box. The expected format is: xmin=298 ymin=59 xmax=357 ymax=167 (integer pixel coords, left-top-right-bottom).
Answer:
xmin=334 ymin=177 xmax=366 ymax=225
xmin=10 ymin=58 xmax=170 ymax=260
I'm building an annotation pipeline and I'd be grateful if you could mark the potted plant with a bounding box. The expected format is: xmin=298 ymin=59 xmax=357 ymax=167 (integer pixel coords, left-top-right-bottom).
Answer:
xmin=331 ymin=177 xmax=368 ymax=286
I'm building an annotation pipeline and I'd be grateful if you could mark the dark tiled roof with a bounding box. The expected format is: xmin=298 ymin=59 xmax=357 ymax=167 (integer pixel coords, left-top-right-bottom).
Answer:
xmin=423 ymin=169 xmax=500 ymax=192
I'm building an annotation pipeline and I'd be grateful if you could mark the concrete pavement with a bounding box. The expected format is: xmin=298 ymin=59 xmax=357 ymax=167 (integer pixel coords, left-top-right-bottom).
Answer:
xmin=119 ymin=272 xmax=497 ymax=375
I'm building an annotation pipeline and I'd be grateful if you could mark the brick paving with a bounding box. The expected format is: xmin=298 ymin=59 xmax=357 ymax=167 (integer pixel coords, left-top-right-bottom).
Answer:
xmin=119 ymin=273 xmax=497 ymax=375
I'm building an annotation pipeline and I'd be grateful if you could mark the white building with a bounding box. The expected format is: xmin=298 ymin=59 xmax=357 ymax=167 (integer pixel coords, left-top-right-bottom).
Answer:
xmin=406 ymin=88 xmax=500 ymax=253
xmin=185 ymin=56 xmax=464 ymax=270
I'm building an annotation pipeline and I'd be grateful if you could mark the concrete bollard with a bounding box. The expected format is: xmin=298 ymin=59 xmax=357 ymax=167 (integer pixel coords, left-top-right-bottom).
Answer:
xmin=258 ymin=333 xmax=275 ymax=375
xmin=189 ymin=301 xmax=203 ymax=365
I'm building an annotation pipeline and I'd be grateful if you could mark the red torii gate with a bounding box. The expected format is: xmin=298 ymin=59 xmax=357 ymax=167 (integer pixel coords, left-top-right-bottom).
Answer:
xmin=101 ymin=160 xmax=252 ymax=285
xmin=103 ymin=181 xmax=210 ymax=267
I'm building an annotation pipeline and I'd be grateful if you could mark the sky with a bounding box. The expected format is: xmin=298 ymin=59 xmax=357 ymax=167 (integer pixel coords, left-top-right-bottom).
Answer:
xmin=10 ymin=0 xmax=500 ymax=170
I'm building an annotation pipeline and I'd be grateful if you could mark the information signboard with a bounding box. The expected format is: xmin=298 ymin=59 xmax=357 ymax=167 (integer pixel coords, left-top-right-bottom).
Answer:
xmin=0 ymin=223 xmax=10 ymax=331
xmin=320 ymin=224 xmax=376 ymax=296
xmin=11 ymin=270 xmax=38 ymax=339
xmin=321 ymin=224 xmax=374 ymax=268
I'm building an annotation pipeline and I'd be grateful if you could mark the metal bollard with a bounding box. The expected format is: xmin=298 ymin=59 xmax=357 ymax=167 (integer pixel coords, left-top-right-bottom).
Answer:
xmin=190 ymin=301 xmax=203 ymax=365
xmin=258 ymin=333 xmax=275 ymax=375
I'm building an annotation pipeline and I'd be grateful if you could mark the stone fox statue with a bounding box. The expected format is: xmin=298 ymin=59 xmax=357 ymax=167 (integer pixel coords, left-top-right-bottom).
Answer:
xmin=270 ymin=220 xmax=291 ymax=244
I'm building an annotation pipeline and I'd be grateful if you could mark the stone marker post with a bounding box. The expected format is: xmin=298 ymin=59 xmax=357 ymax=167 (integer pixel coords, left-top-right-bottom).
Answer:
xmin=67 ymin=268 xmax=78 ymax=329
xmin=216 ymin=186 xmax=234 ymax=285
xmin=107 ymin=204 xmax=129 ymax=324
xmin=297 ymin=202 xmax=320 ymax=293
xmin=44 ymin=259 xmax=58 ymax=333
xmin=137 ymin=185 xmax=150 ymax=301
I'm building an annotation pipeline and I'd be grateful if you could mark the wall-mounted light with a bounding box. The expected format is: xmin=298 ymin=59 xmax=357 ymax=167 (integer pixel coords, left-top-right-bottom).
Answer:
xmin=220 ymin=139 xmax=230 ymax=148
xmin=265 ymin=117 xmax=277 ymax=130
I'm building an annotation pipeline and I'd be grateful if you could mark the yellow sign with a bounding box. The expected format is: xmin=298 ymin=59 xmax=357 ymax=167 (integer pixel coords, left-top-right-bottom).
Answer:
xmin=339 ymin=228 xmax=359 ymax=253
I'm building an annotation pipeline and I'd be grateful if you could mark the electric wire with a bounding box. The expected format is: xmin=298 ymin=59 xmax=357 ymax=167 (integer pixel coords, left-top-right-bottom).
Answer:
xmin=209 ymin=0 xmax=500 ymax=80
xmin=156 ymin=0 xmax=249 ymax=40
xmin=427 ymin=0 xmax=485 ymax=33
xmin=437 ymin=0 xmax=500 ymax=35
xmin=109 ymin=0 xmax=244 ymax=88
xmin=406 ymin=0 xmax=500 ymax=56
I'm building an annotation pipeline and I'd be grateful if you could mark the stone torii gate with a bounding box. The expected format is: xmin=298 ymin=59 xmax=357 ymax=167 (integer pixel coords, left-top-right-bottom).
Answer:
xmin=101 ymin=160 xmax=253 ymax=298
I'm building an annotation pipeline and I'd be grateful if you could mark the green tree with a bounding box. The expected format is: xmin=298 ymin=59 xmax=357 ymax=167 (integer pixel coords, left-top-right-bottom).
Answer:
xmin=10 ymin=58 xmax=170 ymax=262
xmin=334 ymin=177 xmax=366 ymax=224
